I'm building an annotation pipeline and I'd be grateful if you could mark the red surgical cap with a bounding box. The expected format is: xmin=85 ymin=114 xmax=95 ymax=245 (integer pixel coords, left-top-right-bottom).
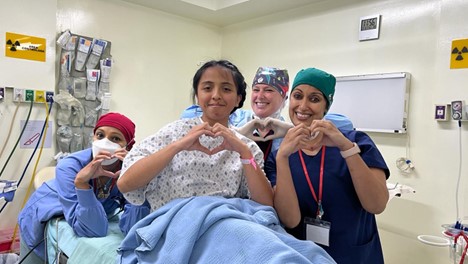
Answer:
xmin=93 ymin=112 xmax=136 ymax=150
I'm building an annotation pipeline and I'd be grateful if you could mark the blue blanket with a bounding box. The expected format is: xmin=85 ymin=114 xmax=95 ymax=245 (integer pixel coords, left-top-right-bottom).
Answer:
xmin=117 ymin=196 xmax=335 ymax=264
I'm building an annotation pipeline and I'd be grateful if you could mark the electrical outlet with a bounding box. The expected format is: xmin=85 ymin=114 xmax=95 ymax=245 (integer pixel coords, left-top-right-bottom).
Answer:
xmin=45 ymin=91 xmax=54 ymax=103
xmin=25 ymin=89 xmax=34 ymax=102
xmin=35 ymin=90 xmax=46 ymax=103
xmin=0 ymin=87 xmax=4 ymax=101
xmin=13 ymin=88 xmax=24 ymax=102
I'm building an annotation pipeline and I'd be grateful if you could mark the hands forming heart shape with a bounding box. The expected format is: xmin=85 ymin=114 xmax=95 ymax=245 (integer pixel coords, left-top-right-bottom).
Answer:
xmin=292 ymin=125 xmax=324 ymax=153
xmin=100 ymin=169 xmax=121 ymax=179
xmin=198 ymin=134 xmax=225 ymax=154
xmin=310 ymin=130 xmax=320 ymax=140
xmin=236 ymin=117 xmax=294 ymax=142
xmin=188 ymin=123 xmax=240 ymax=156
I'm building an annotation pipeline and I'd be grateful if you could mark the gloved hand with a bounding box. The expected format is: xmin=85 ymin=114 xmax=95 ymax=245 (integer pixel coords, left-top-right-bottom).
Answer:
xmin=262 ymin=118 xmax=294 ymax=141
xmin=235 ymin=117 xmax=293 ymax=142
xmin=236 ymin=118 xmax=263 ymax=140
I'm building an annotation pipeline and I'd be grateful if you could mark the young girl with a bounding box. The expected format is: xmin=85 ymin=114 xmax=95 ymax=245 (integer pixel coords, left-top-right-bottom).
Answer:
xmin=118 ymin=60 xmax=273 ymax=211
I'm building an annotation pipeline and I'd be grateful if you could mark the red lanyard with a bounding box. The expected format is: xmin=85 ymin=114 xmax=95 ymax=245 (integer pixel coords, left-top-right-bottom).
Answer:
xmin=298 ymin=146 xmax=326 ymax=219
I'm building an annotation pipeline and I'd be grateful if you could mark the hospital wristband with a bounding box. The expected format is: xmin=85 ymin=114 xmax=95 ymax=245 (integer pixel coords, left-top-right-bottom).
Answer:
xmin=240 ymin=157 xmax=257 ymax=170
xmin=340 ymin=142 xmax=361 ymax=159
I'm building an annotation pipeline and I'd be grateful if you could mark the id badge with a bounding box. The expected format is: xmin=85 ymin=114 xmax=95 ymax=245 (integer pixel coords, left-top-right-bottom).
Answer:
xmin=305 ymin=217 xmax=331 ymax=246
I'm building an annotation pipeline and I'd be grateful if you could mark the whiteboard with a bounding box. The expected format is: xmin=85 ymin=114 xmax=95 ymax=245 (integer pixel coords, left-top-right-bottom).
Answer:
xmin=328 ymin=72 xmax=411 ymax=133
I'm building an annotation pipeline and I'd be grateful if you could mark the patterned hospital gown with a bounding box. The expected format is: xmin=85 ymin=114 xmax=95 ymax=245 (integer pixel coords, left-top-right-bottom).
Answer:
xmin=121 ymin=117 xmax=265 ymax=212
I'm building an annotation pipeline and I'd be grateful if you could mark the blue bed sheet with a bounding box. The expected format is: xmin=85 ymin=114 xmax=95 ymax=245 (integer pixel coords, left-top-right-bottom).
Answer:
xmin=46 ymin=214 xmax=123 ymax=264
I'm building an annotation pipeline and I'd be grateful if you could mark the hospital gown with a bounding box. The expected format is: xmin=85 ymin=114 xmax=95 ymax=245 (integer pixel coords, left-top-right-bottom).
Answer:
xmin=121 ymin=117 xmax=264 ymax=212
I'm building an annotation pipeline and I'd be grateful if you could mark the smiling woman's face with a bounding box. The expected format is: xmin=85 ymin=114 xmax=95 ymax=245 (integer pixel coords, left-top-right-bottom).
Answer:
xmin=251 ymin=83 xmax=285 ymax=118
xmin=289 ymin=84 xmax=327 ymax=126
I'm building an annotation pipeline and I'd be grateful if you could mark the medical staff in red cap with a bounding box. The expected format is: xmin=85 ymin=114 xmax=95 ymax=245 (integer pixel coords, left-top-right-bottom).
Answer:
xmin=18 ymin=112 xmax=149 ymax=264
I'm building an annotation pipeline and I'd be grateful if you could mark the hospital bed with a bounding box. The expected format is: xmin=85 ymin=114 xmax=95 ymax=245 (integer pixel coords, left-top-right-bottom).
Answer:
xmin=45 ymin=214 xmax=123 ymax=264
xmin=30 ymin=166 xmax=123 ymax=264
xmin=34 ymin=166 xmax=413 ymax=264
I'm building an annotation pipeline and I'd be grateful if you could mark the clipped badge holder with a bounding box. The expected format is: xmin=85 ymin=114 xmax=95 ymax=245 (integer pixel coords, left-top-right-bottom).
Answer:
xmin=305 ymin=217 xmax=331 ymax=246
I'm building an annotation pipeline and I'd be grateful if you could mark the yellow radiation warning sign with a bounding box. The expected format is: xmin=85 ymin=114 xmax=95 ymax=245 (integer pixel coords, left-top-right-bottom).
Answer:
xmin=451 ymin=38 xmax=468 ymax=69
xmin=5 ymin=32 xmax=46 ymax=62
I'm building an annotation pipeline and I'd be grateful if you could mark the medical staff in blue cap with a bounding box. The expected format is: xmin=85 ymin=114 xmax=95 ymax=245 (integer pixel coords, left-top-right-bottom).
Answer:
xmin=182 ymin=66 xmax=291 ymax=159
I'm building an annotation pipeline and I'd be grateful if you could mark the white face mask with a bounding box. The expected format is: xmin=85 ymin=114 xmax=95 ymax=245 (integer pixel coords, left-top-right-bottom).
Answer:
xmin=92 ymin=138 xmax=121 ymax=165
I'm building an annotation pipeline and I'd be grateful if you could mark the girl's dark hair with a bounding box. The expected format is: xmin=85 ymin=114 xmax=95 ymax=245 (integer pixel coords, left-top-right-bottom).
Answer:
xmin=191 ymin=60 xmax=247 ymax=114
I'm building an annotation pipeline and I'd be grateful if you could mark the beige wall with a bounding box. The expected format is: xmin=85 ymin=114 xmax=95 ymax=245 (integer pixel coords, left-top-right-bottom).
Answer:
xmin=56 ymin=0 xmax=223 ymax=140
xmin=222 ymin=0 xmax=467 ymax=263
xmin=0 ymin=0 xmax=222 ymax=235
xmin=1 ymin=0 xmax=468 ymax=262
xmin=0 ymin=0 xmax=57 ymax=235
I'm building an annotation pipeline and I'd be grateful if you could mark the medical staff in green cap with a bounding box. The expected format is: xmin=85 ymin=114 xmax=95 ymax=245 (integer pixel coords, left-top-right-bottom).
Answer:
xmin=265 ymin=67 xmax=390 ymax=264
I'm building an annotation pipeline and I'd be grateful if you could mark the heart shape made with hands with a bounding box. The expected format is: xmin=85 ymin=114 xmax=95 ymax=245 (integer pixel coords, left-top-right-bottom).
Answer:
xmin=310 ymin=130 xmax=320 ymax=140
xmin=102 ymin=170 xmax=120 ymax=179
xmin=303 ymin=129 xmax=323 ymax=152
xmin=251 ymin=119 xmax=274 ymax=139
xmin=199 ymin=134 xmax=224 ymax=152
xmin=254 ymin=118 xmax=270 ymax=128
xmin=236 ymin=117 xmax=294 ymax=142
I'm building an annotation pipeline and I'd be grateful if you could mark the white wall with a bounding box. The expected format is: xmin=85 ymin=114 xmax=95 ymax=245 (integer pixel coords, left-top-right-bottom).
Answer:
xmin=222 ymin=0 xmax=468 ymax=263
xmin=56 ymin=0 xmax=223 ymax=140
xmin=1 ymin=0 xmax=468 ymax=263
xmin=0 ymin=0 xmax=57 ymax=231
xmin=0 ymin=0 xmax=222 ymax=231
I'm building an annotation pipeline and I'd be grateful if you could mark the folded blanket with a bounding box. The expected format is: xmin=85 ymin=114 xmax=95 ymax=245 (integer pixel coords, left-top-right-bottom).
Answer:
xmin=117 ymin=196 xmax=335 ymax=264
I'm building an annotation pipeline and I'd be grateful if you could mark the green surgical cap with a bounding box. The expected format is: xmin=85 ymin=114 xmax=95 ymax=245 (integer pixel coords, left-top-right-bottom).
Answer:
xmin=291 ymin=68 xmax=336 ymax=109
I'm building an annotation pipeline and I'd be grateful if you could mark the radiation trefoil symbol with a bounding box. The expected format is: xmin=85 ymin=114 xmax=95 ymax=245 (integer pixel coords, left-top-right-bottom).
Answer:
xmin=6 ymin=39 xmax=21 ymax=52
xmin=452 ymin=46 xmax=468 ymax=61
xmin=450 ymin=39 xmax=468 ymax=69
